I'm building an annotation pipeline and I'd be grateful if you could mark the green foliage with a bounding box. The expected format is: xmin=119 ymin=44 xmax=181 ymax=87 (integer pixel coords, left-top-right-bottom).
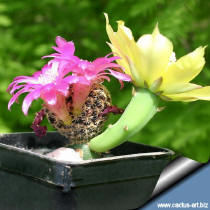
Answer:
xmin=0 ymin=0 xmax=209 ymax=162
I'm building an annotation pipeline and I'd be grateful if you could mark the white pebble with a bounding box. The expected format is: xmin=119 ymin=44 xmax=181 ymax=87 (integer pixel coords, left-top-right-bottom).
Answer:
xmin=46 ymin=147 xmax=82 ymax=162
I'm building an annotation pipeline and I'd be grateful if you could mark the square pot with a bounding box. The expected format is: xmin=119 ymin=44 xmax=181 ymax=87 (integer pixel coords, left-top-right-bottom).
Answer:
xmin=0 ymin=132 xmax=174 ymax=210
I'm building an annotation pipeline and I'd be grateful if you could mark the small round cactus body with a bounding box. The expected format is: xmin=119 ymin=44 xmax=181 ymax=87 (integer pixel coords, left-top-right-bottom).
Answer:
xmin=45 ymin=83 xmax=111 ymax=145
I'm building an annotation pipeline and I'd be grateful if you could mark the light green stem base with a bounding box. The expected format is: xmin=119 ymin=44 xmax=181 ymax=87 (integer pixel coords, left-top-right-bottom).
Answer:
xmin=89 ymin=88 xmax=158 ymax=153
xmin=70 ymin=144 xmax=101 ymax=160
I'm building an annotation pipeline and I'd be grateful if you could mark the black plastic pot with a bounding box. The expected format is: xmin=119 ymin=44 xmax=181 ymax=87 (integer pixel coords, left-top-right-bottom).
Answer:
xmin=0 ymin=132 xmax=174 ymax=210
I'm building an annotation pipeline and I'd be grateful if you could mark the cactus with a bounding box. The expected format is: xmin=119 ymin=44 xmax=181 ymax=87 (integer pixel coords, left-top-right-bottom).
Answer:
xmin=89 ymin=88 xmax=158 ymax=152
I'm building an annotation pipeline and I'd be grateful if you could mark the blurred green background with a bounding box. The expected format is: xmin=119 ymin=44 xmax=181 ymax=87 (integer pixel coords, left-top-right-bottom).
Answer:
xmin=0 ymin=0 xmax=209 ymax=162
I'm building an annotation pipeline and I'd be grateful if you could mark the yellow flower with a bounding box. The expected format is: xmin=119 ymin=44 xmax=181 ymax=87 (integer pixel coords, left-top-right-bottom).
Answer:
xmin=105 ymin=13 xmax=210 ymax=102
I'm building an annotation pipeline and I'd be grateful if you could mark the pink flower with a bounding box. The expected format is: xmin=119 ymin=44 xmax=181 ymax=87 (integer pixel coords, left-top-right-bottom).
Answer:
xmin=43 ymin=36 xmax=131 ymax=85
xmin=43 ymin=36 xmax=131 ymax=114
xmin=42 ymin=36 xmax=78 ymax=62
xmin=8 ymin=36 xmax=131 ymax=136
xmin=71 ymin=56 xmax=131 ymax=114
xmin=42 ymin=36 xmax=80 ymax=75
xmin=8 ymin=61 xmax=87 ymax=124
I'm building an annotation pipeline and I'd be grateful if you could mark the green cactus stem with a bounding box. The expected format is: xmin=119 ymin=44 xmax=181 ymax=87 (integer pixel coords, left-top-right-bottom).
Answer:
xmin=89 ymin=88 xmax=158 ymax=153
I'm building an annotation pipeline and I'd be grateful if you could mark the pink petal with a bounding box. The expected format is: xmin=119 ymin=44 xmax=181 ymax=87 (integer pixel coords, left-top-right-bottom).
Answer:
xmin=14 ymin=75 xmax=39 ymax=83
xmin=97 ymin=75 xmax=111 ymax=82
xmin=7 ymin=81 xmax=19 ymax=92
xmin=108 ymin=69 xmax=131 ymax=82
xmin=32 ymin=71 xmax=42 ymax=78
xmin=63 ymin=75 xmax=79 ymax=84
xmin=42 ymin=53 xmax=60 ymax=59
xmin=77 ymin=60 xmax=92 ymax=71
xmin=56 ymin=57 xmax=80 ymax=76
xmin=43 ymin=36 xmax=76 ymax=59
xmin=12 ymin=78 xmax=38 ymax=85
xmin=55 ymin=36 xmax=75 ymax=54
xmin=56 ymin=82 xmax=69 ymax=96
xmin=60 ymin=43 xmax=75 ymax=56
xmin=8 ymin=88 xmax=30 ymax=110
xmin=13 ymin=75 xmax=35 ymax=81
xmin=72 ymin=83 xmax=91 ymax=115
xmin=96 ymin=73 xmax=111 ymax=82
xmin=41 ymin=88 xmax=57 ymax=105
xmin=93 ymin=55 xmax=120 ymax=65
xmin=60 ymin=42 xmax=75 ymax=56
xmin=57 ymin=60 xmax=74 ymax=76
xmin=52 ymin=46 xmax=63 ymax=53
xmin=77 ymin=76 xmax=91 ymax=85
xmin=22 ymin=90 xmax=41 ymax=115
xmin=93 ymin=63 xmax=121 ymax=74
xmin=55 ymin=36 xmax=68 ymax=48
xmin=9 ymin=84 xmax=26 ymax=95
xmin=63 ymin=75 xmax=90 ymax=85
xmin=7 ymin=77 xmax=32 ymax=92
xmin=41 ymin=63 xmax=52 ymax=74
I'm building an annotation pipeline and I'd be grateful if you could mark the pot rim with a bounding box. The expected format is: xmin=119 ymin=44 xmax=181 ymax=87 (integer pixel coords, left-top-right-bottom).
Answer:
xmin=0 ymin=132 xmax=175 ymax=165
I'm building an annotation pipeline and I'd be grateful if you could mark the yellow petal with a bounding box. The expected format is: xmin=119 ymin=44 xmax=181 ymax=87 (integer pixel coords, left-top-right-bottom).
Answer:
xmin=107 ymin=42 xmax=132 ymax=76
xmin=164 ymin=86 xmax=210 ymax=102
xmin=161 ymin=46 xmax=206 ymax=90
xmin=108 ymin=42 xmax=142 ymax=87
xmin=105 ymin=13 xmax=144 ymax=87
xmin=163 ymin=83 xmax=202 ymax=94
xmin=137 ymin=25 xmax=173 ymax=86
